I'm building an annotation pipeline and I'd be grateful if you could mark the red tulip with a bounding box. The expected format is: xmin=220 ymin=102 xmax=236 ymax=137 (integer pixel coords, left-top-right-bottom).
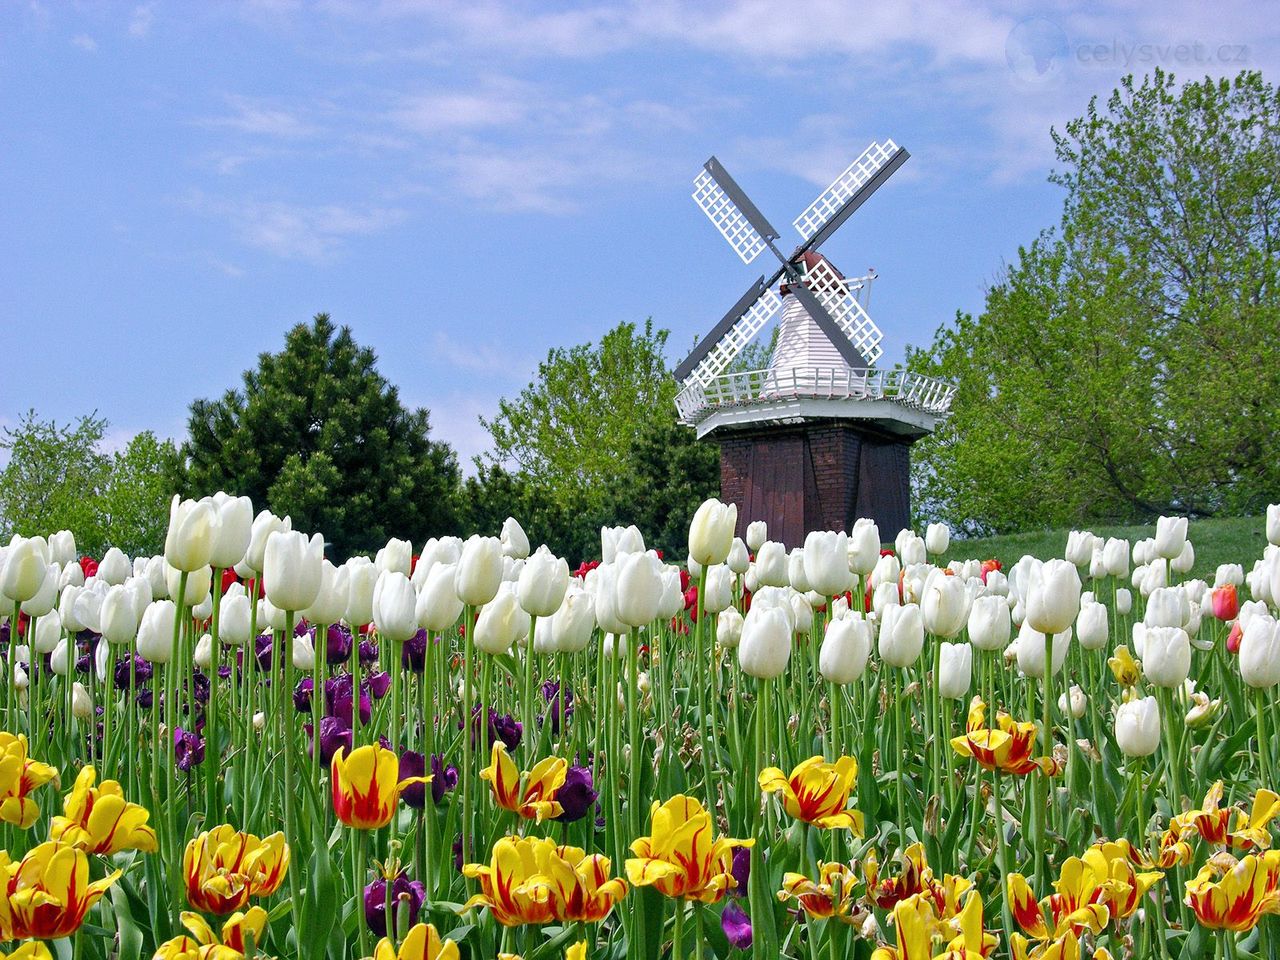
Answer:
xmin=1211 ymin=584 xmax=1239 ymax=622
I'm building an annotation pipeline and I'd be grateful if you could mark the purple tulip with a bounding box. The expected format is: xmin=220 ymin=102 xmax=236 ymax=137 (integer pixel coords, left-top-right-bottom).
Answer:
xmin=358 ymin=639 xmax=379 ymax=666
xmin=308 ymin=716 xmax=353 ymax=765
xmin=730 ymin=846 xmax=751 ymax=896
xmin=294 ymin=618 xmax=310 ymax=637
xmin=554 ymin=765 xmax=597 ymax=824
xmin=452 ymin=834 xmax=464 ymax=872
xmin=721 ymin=902 xmax=752 ymax=950
xmin=401 ymin=629 xmax=429 ymax=673
xmin=367 ymin=671 xmax=391 ymax=700
xmin=254 ymin=634 xmax=274 ymax=672
xmin=174 ymin=728 xmax=205 ymax=771
xmin=430 ymin=754 xmax=459 ymax=806
xmin=113 ymin=654 xmax=153 ymax=690
xmin=325 ymin=673 xmax=372 ymax=726
xmin=539 ymin=680 xmax=574 ymax=735
xmin=363 ymin=872 xmax=426 ymax=938
xmin=293 ymin=677 xmax=314 ymax=713
xmin=326 ymin=624 xmax=354 ymax=664
xmin=462 ymin=706 xmax=523 ymax=751
xmin=398 ymin=751 xmax=427 ymax=809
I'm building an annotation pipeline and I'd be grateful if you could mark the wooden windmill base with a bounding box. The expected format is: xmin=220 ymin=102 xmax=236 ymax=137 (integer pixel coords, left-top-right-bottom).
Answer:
xmin=714 ymin=419 xmax=914 ymax=549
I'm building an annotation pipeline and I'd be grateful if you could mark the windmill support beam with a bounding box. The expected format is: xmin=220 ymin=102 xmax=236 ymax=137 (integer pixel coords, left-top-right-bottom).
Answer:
xmin=715 ymin=419 xmax=914 ymax=548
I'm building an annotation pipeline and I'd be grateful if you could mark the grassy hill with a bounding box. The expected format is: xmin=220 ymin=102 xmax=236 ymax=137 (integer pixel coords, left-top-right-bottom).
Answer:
xmin=938 ymin=514 xmax=1266 ymax=582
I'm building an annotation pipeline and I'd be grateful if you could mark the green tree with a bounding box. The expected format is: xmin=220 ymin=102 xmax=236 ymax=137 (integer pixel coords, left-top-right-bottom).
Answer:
xmin=911 ymin=70 xmax=1280 ymax=533
xmin=181 ymin=314 xmax=460 ymax=558
xmin=0 ymin=411 xmax=182 ymax=556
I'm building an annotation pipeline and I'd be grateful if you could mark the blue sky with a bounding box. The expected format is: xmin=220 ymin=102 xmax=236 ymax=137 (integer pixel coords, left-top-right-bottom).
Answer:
xmin=2 ymin=1 xmax=1274 ymax=468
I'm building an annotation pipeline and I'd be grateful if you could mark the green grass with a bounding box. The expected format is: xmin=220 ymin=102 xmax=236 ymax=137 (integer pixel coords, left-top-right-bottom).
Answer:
xmin=938 ymin=514 xmax=1266 ymax=581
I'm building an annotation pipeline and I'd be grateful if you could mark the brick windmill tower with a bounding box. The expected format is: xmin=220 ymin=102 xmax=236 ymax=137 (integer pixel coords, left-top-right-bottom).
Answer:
xmin=674 ymin=141 xmax=954 ymax=547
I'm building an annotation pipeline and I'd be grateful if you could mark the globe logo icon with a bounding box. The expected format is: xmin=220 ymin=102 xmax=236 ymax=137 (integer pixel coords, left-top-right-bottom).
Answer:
xmin=1006 ymin=17 xmax=1069 ymax=85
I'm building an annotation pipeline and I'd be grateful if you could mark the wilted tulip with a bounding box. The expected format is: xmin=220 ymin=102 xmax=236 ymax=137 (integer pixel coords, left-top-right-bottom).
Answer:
xmin=372 ymin=571 xmax=418 ymax=644
xmin=517 ymin=546 xmax=569 ymax=618
xmin=264 ymin=531 xmax=324 ymax=612
xmin=739 ymin=605 xmax=792 ymax=679
xmin=819 ymin=616 xmax=871 ymax=684
xmin=1115 ymin=696 xmax=1160 ymax=757
xmin=968 ymin=595 xmax=1011 ymax=651
xmin=937 ymin=642 xmax=972 ymax=699
xmin=879 ymin=603 xmax=924 ymax=668
xmin=456 ymin=535 xmax=503 ymax=607
xmin=689 ymin=498 xmax=737 ymax=567
xmin=500 ymin=518 xmax=530 ymax=561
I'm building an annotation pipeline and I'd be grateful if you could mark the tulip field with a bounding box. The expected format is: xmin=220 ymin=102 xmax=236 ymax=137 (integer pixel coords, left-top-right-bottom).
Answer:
xmin=4 ymin=498 xmax=1280 ymax=960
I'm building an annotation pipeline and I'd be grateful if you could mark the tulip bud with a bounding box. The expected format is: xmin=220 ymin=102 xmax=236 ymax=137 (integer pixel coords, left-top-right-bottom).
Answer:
xmin=372 ymin=571 xmax=418 ymax=644
xmin=1268 ymin=504 xmax=1280 ymax=548
xmin=848 ymin=519 xmax=881 ymax=576
xmin=745 ymin=520 xmax=768 ymax=552
xmin=879 ymin=603 xmax=924 ymax=668
xmin=499 ymin=517 xmax=530 ymax=560
xmin=937 ymin=641 xmax=972 ymax=699
xmin=925 ymin=522 xmax=950 ymax=556
xmin=1075 ymin=599 xmax=1109 ymax=651
xmin=1115 ymin=696 xmax=1160 ymax=757
xmin=473 ymin=581 xmax=528 ymax=655
xmin=1154 ymin=516 xmax=1188 ymax=561
xmin=292 ymin=634 xmax=315 ymax=671
xmin=192 ymin=593 xmax=214 ymax=621
xmin=727 ymin=538 xmax=750 ymax=575
xmin=1240 ymin=615 xmax=1280 ymax=688
xmin=717 ymin=607 xmax=745 ymax=650
xmin=755 ymin=542 xmax=789 ymax=588
xmin=1058 ymin=684 xmax=1087 ymax=719
xmin=1116 ymin=588 xmax=1133 ymax=616
xmin=264 ymin=531 xmax=325 ymax=612
xmin=968 ymin=594 xmax=1011 ymax=651
xmin=819 ymin=616 xmax=871 ymax=684
xmin=702 ymin=564 xmax=734 ymax=615
xmin=138 ymin=600 xmax=177 ymax=663
xmin=689 ymin=498 xmax=737 ymax=567
xmin=549 ymin=585 xmax=596 ymax=654
xmin=921 ymin=572 xmax=968 ymax=638
xmin=738 ymin=606 xmax=792 ymax=679
xmin=588 ymin=564 xmax=627 ymax=636
xmin=456 ymin=535 xmax=503 ymax=607
xmin=517 ymin=546 xmax=569 ymax=618
xmin=194 ymin=633 xmax=213 ymax=670
xmin=12 ymin=664 xmax=28 ymax=692
xmin=71 ymin=682 xmax=93 ymax=719
xmin=58 ymin=584 xmax=85 ymax=633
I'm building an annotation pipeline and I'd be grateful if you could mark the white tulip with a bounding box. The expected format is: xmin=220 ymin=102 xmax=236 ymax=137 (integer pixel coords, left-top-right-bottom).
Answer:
xmin=937 ymin=641 xmax=972 ymax=699
xmin=848 ymin=519 xmax=881 ymax=576
xmin=790 ymin=592 xmax=814 ymax=635
xmin=208 ymin=493 xmax=253 ymax=569
xmin=1215 ymin=564 xmax=1245 ymax=588
xmin=1142 ymin=626 xmax=1191 ymax=688
xmin=717 ymin=607 xmax=745 ymax=650
xmin=727 ymin=538 xmax=750 ymax=575
xmin=1103 ymin=538 xmax=1130 ymax=578
xmin=1268 ymin=505 xmax=1280 ymax=547
xmin=1 ymin=536 xmax=49 ymax=603
xmin=1025 ymin=559 xmax=1081 ymax=635
xmin=689 ymin=498 xmax=737 ymax=567
xmin=500 ymin=517 xmax=531 ymax=560
xmin=303 ymin=560 xmax=350 ymax=626
xmin=375 ymin=537 xmax=414 ymax=577
xmin=1145 ymin=587 xmax=1189 ymax=628
xmin=968 ymin=594 xmax=1011 ymax=651
xmin=164 ymin=497 xmax=219 ymax=572
xmin=20 ymin=563 xmax=59 ymax=617
xmin=138 ymin=600 xmax=177 ymax=663
xmin=244 ymin=510 xmax=291 ymax=575
xmin=754 ymin=542 xmax=789 ymax=588
xmin=1240 ymin=615 xmax=1280 ymax=688
xmin=1116 ymin=588 xmax=1133 ymax=616
xmin=549 ymin=585 xmax=596 ymax=653
xmin=194 ymin=633 xmax=213 ymax=670
xmin=1065 ymin=530 xmax=1096 ymax=567
xmin=292 ymin=634 xmax=316 ymax=671
xmin=456 ymin=535 xmax=503 ymax=607
xmin=264 ymin=531 xmax=324 ymax=612
xmin=657 ymin=567 xmax=684 ymax=620
xmin=1058 ymin=684 xmax=1087 ymax=719
xmin=372 ymin=571 xmax=418 ymax=643
xmin=220 ymin=589 xmax=252 ymax=646
xmin=738 ymin=606 xmax=792 ymax=679
xmin=517 ymin=546 xmax=569 ymax=618
xmin=871 ymin=553 xmax=901 ymax=589
xmin=871 ymin=581 xmax=901 ymax=617
xmin=59 ymin=560 xmax=85 ymax=589
xmin=48 ymin=530 xmax=77 ymax=566
xmin=71 ymin=682 xmax=93 ymax=719
xmin=615 ymin=551 xmax=665 ymax=627
xmin=1115 ymin=696 xmax=1161 ymax=757
xmin=745 ymin=521 xmax=768 ymax=552
xmin=167 ymin=563 xmax=212 ymax=607
xmin=1171 ymin=541 xmax=1195 ymax=575
xmin=418 ymin=562 xmax=464 ymax=633
xmin=701 ymin=565 xmax=734 ymax=615
xmin=922 ymin=572 xmax=968 ymax=638
xmin=924 ymin=522 xmax=950 ymax=556
xmin=33 ymin=609 xmax=62 ymax=654
xmin=473 ymin=581 xmax=528 ymax=655
xmin=1014 ymin=621 xmax=1071 ymax=679
xmin=1154 ymin=516 xmax=1188 ymax=560
xmin=588 ymin=564 xmax=627 ymax=636
xmin=879 ymin=603 xmax=924 ymax=668
xmin=601 ymin=525 xmax=644 ymax=562
xmin=100 ymin=584 xmax=140 ymax=645
xmin=98 ymin=547 xmax=133 ymax=586
xmin=788 ymin=549 xmax=812 ymax=593
xmin=819 ymin=616 xmax=871 ymax=684
xmin=1075 ymin=599 xmax=1109 ymax=651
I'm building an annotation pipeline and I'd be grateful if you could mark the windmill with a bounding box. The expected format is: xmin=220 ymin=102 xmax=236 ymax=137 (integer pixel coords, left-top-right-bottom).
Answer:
xmin=675 ymin=140 xmax=954 ymax=546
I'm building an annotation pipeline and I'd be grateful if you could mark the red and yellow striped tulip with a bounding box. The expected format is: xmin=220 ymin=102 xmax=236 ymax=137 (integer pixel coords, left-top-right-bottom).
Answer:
xmin=480 ymin=742 xmax=566 ymax=823
xmin=865 ymin=844 xmax=932 ymax=911
xmin=463 ymin=836 xmax=627 ymax=926
xmin=1176 ymin=781 xmax=1280 ymax=852
xmin=777 ymin=862 xmax=864 ymax=923
xmin=758 ymin=756 xmax=864 ymax=832
xmin=934 ymin=891 xmax=998 ymax=959
xmin=183 ymin=826 xmax=289 ymax=915
xmin=625 ymin=795 xmax=753 ymax=903
xmin=869 ymin=896 xmax=932 ymax=960
xmin=1085 ymin=842 xmax=1162 ymax=920
xmin=498 ymin=943 xmax=586 ymax=960
xmin=153 ymin=906 xmax=269 ymax=959
xmin=50 ymin=766 xmax=158 ymax=855
xmin=0 ymin=733 xmax=57 ymax=829
xmin=0 ymin=944 xmax=52 ymax=960
xmin=371 ymin=922 xmax=460 ymax=960
xmin=0 ymin=840 xmax=121 ymax=939
xmin=950 ymin=699 xmax=1061 ymax=777
xmin=331 ymin=744 xmax=430 ymax=830
xmin=1184 ymin=850 xmax=1280 ymax=931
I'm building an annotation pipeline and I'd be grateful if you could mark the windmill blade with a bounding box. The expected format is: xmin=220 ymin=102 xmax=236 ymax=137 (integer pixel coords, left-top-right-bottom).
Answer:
xmin=788 ymin=282 xmax=870 ymax=370
xmin=693 ymin=157 xmax=781 ymax=265
xmin=792 ymin=141 xmax=909 ymax=252
xmin=802 ymin=258 xmax=884 ymax=365
xmin=675 ymin=279 xmax=783 ymax=385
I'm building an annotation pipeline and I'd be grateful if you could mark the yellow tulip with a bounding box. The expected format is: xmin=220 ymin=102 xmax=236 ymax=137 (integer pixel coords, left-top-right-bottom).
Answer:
xmin=50 ymin=766 xmax=158 ymax=855
xmin=0 ymin=732 xmax=57 ymax=829
xmin=1175 ymin=781 xmax=1280 ymax=852
xmin=933 ymin=891 xmax=998 ymax=960
xmin=1085 ymin=842 xmax=1162 ymax=920
xmin=865 ymin=844 xmax=933 ymax=911
xmin=497 ymin=943 xmax=587 ymax=960
xmin=949 ymin=698 xmax=1061 ymax=777
xmin=869 ymin=896 xmax=932 ymax=960
xmin=331 ymin=744 xmax=429 ymax=830
xmin=625 ymin=795 xmax=753 ymax=903
xmin=480 ymin=742 xmax=566 ymax=823
xmin=0 ymin=944 xmax=53 ymax=960
xmin=1185 ymin=850 xmax=1280 ymax=931
xmin=758 ymin=756 xmax=864 ymax=832
xmin=1007 ymin=858 xmax=1112 ymax=945
xmin=777 ymin=862 xmax=864 ymax=923
xmin=0 ymin=840 xmax=121 ymax=939
xmin=1106 ymin=646 xmax=1141 ymax=688
xmin=183 ymin=825 xmax=289 ymax=915
xmin=371 ymin=922 xmax=460 ymax=960
xmin=153 ymin=906 xmax=269 ymax=959
xmin=463 ymin=835 xmax=626 ymax=926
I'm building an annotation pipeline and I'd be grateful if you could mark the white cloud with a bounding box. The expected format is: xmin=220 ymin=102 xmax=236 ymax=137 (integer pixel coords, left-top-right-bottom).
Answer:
xmin=70 ymin=33 xmax=97 ymax=51
xmin=202 ymin=95 xmax=322 ymax=139
xmin=128 ymin=3 xmax=154 ymax=37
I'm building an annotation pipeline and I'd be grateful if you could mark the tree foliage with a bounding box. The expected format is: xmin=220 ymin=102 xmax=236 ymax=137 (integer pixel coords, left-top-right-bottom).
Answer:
xmin=911 ymin=69 xmax=1280 ymax=534
xmin=0 ymin=411 xmax=181 ymax=556
xmin=180 ymin=314 xmax=460 ymax=558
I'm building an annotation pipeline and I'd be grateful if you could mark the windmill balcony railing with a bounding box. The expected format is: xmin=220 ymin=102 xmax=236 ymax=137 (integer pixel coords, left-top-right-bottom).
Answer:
xmin=675 ymin=366 xmax=956 ymax=425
